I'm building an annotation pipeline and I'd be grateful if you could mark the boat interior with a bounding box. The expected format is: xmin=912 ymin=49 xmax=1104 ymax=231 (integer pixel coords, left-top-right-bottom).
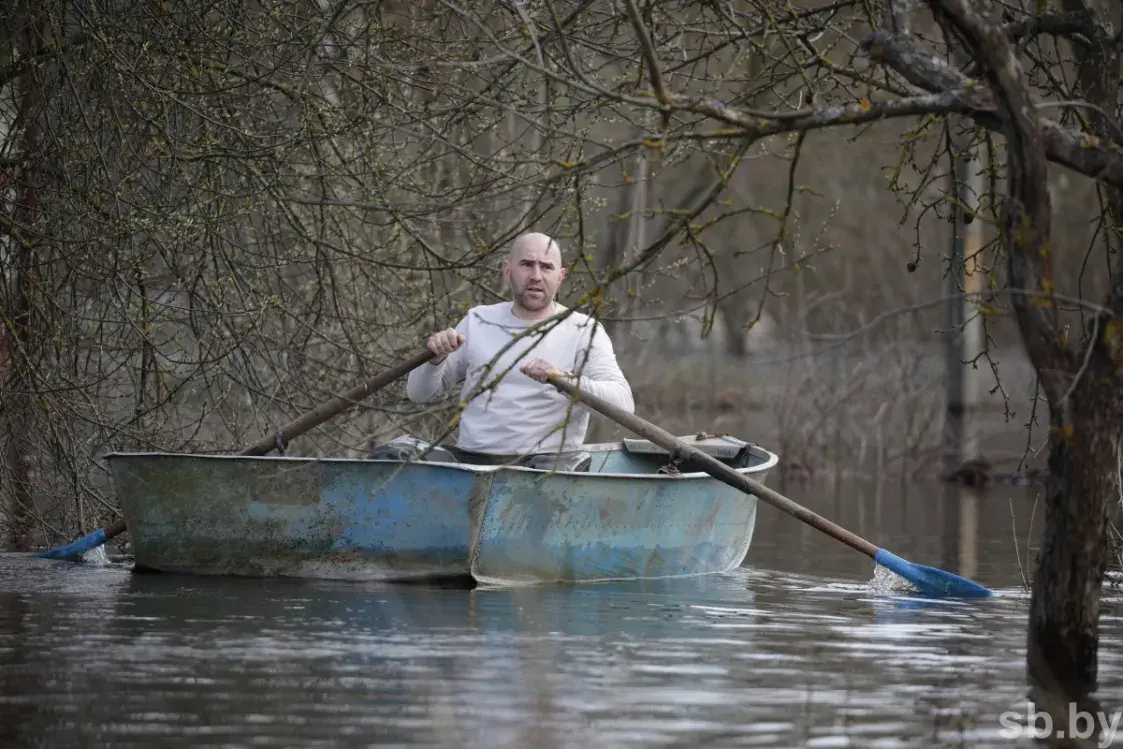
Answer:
xmin=583 ymin=435 xmax=770 ymax=476
xmin=366 ymin=434 xmax=774 ymax=476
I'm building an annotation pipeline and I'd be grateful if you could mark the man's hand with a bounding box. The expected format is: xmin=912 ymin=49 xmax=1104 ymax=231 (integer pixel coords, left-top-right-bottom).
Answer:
xmin=520 ymin=358 xmax=562 ymax=383
xmin=426 ymin=328 xmax=465 ymax=364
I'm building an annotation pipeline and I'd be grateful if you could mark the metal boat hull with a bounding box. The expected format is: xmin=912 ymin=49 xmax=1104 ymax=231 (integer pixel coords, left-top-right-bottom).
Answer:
xmin=106 ymin=436 xmax=778 ymax=584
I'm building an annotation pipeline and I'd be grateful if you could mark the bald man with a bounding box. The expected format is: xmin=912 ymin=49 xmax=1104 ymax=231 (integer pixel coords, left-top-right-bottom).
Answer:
xmin=404 ymin=232 xmax=634 ymax=468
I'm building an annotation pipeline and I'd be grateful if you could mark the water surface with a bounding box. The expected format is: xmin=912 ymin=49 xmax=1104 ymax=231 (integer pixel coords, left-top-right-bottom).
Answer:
xmin=2 ymin=477 xmax=1120 ymax=748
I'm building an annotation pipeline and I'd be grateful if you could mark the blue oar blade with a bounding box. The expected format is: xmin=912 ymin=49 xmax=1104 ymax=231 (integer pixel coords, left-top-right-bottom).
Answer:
xmin=36 ymin=528 xmax=109 ymax=561
xmin=874 ymin=549 xmax=993 ymax=599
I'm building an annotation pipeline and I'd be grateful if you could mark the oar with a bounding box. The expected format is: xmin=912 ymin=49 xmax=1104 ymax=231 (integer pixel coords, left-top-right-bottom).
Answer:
xmin=546 ymin=374 xmax=994 ymax=599
xmin=37 ymin=348 xmax=436 ymax=561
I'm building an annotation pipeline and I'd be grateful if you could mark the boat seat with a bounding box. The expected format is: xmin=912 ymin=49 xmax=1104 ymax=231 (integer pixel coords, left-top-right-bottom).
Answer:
xmin=522 ymin=450 xmax=593 ymax=473
xmin=622 ymin=434 xmax=753 ymax=471
xmin=368 ymin=435 xmax=460 ymax=463
xmin=367 ymin=435 xmax=592 ymax=472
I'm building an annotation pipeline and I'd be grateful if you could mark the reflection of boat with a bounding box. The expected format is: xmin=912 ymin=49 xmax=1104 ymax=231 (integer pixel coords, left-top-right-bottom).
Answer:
xmin=106 ymin=571 xmax=761 ymax=643
xmin=106 ymin=435 xmax=778 ymax=585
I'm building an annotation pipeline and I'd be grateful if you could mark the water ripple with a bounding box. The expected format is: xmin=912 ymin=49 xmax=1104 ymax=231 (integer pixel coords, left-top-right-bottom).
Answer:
xmin=0 ymin=554 xmax=1118 ymax=748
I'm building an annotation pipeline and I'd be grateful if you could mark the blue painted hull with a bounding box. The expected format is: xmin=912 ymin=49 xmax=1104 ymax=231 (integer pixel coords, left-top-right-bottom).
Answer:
xmin=105 ymin=438 xmax=778 ymax=583
xmin=472 ymin=469 xmax=759 ymax=583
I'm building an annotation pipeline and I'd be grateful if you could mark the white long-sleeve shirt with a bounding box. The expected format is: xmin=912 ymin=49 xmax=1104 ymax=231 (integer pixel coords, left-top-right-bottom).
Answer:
xmin=406 ymin=302 xmax=634 ymax=454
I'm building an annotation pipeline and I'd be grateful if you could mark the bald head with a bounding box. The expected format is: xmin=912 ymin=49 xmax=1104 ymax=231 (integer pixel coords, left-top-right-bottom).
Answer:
xmin=508 ymin=232 xmax=561 ymax=264
xmin=503 ymin=232 xmax=567 ymax=319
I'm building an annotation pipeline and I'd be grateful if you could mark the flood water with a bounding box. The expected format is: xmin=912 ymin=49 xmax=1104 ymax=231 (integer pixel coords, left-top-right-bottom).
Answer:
xmin=2 ymin=477 xmax=1122 ymax=748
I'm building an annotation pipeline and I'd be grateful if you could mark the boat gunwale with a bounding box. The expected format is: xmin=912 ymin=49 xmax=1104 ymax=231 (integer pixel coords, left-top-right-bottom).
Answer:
xmin=102 ymin=442 xmax=780 ymax=482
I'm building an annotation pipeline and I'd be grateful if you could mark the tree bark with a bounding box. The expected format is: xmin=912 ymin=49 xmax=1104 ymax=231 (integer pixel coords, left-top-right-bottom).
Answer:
xmin=1028 ymin=339 xmax=1121 ymax=693
xmin=2 ymin=12 xmax=45 ymax=551
xmin=1025 ymin=0 xmax=1123 ymax=697
xmin=2 ymin=415 xmax=34 ymax=552
xmin=0 ymin=327 xmax=32 ymax=552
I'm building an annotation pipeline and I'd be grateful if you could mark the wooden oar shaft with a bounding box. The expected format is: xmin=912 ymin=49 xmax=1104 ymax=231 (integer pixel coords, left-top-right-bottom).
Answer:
xmin=549 ymin=374 xmax=880 ymax=559
xmin=103 ymin=518 xmax=128 ymax=541
xmin=240 ymin=348 xmax=435 ymax=456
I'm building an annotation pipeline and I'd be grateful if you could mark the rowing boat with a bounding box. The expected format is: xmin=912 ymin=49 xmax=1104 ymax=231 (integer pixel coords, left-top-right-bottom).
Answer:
xmin=105 ymin=434 xmax=778 ymax=584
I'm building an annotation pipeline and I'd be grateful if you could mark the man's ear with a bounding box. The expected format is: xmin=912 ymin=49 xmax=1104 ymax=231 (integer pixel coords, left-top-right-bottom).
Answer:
xmin=558 ymin=267 xmax=567 ymax=283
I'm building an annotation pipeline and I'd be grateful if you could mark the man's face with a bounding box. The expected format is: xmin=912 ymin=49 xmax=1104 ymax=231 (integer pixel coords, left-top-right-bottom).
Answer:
xmin=504 ymin=240 xmax=566 ymax=314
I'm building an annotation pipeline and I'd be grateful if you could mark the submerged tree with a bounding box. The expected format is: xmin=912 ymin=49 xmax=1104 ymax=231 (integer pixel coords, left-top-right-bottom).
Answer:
xmin=569 ymin=0 xmax=1121 ymax=701
xmin=450 ymin=0 xmax=1119 ymax=699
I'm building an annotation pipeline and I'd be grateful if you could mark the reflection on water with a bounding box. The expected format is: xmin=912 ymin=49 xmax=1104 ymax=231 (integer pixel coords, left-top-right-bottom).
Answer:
xmin=1 ymin=477 xmax=1116 ymax=749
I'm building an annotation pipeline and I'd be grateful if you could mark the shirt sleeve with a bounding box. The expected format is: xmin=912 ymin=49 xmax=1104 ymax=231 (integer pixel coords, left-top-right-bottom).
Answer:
xmin=406 ymin=315 xmax=470 ymax=403
xmin=570 ymin=321 xmax=635 ymax=414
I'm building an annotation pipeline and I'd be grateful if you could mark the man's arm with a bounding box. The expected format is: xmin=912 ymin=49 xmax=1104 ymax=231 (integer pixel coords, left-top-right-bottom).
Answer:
xmin=406 ymin=318 xmax=470 ymax=403
xmin=569 ymin=322 xmax=635 ymax=413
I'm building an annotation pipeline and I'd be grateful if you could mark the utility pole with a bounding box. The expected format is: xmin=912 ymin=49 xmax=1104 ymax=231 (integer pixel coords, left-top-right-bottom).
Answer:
xmin=944 ymin=134 xmax=983 ymax=579
xmin=961 ymin=152 xmax=984 ymax=461
xmin=945 ymin=151 xmax=966 ymax=471
xmin=960 ymin=143 xmax=983 ymax=580
xmin=945 ymin=139 xmax=984 ymax=469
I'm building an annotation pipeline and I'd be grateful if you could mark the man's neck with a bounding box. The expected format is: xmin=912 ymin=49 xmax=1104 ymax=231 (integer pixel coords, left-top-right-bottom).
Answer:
xmin=510 ymin=300 xmax=557 ymax=321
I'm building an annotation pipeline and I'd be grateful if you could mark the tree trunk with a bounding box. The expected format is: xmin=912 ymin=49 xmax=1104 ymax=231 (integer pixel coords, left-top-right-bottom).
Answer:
xmin=0 ymin=328 xmax=33 ymax=552
xmin=1020 ymin=0 xmax=1123 ymax=698
xmin=925 ymin=0 xmax=1117 ymax=698
xmin=1027 ymin=328 xmax=1122 ymax=694
xmin=2 ymin=413 xmax=34 ymax=552
xmin=2 ymin=12 xmax=45 ymax=551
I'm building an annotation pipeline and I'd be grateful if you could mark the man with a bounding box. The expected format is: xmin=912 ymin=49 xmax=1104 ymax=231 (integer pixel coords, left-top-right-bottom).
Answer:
xmin=399 ymin=232 xmax=634 ymax=470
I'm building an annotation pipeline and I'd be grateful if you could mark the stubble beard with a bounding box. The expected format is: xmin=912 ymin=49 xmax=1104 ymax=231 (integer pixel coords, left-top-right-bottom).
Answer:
xmin=515 ymin=287 xmax=552 ymax=312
